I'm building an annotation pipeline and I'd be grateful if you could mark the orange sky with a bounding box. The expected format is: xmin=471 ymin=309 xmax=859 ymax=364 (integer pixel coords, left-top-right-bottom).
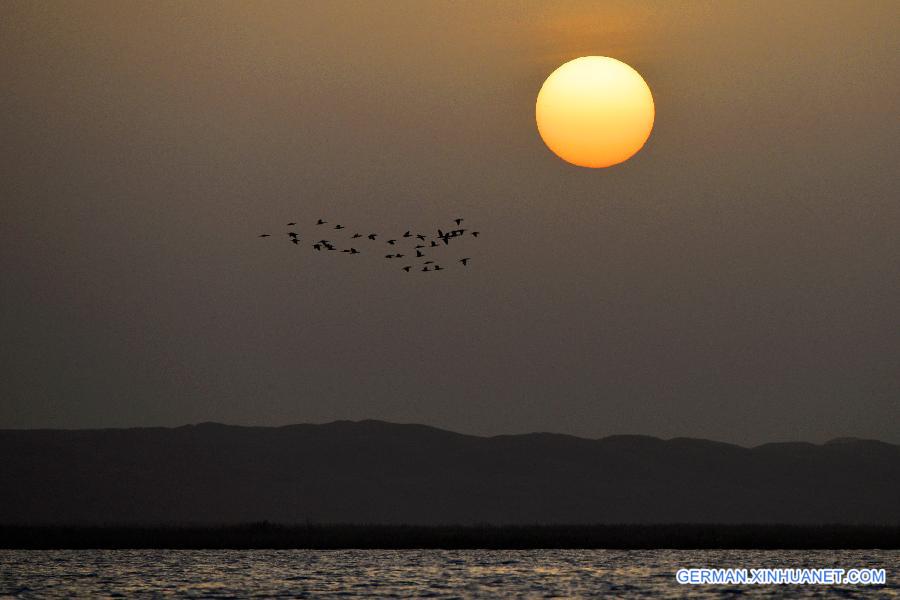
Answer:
xmin=1 ymin=1 xmax=898 ymax=445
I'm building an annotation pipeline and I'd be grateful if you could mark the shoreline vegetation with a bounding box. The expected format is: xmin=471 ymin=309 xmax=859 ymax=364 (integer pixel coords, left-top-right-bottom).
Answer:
xmin=2 ymin=523 xmax=898 ymax=550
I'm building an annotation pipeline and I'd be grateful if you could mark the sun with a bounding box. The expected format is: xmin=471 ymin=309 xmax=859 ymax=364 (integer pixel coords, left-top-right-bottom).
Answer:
xmin=536 ymin=56 xmax=655 ymax=168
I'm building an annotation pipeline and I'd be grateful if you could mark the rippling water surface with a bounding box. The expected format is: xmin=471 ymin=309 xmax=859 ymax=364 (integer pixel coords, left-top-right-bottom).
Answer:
xmin=1 ymin=549 xmax=897 ymax=598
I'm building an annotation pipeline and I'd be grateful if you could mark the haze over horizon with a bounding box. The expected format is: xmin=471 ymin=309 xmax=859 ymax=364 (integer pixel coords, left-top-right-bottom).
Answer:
xmin=2 ymin=1 xmax=898 ymax=446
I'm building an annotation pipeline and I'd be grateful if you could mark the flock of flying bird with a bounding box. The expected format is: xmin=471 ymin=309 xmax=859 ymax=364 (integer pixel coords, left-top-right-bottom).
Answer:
xmin=258 ymin=218 xmax=479 ymax=272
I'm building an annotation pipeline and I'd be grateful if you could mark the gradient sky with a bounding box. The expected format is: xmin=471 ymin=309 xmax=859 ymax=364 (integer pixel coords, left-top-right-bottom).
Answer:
xmin=2 ymin=1 xmax=898 ymax=445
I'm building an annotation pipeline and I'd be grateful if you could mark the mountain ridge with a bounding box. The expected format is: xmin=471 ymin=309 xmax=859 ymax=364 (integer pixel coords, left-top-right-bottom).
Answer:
xmin=3 ymin=419 xmax=891 ymax=449
xmin=2 ymin=420 xmax=897 ymax=526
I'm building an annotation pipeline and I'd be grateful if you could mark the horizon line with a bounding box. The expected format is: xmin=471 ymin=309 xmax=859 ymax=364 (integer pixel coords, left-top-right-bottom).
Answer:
xmin=1 ymin=418 xmax=894 ymax=450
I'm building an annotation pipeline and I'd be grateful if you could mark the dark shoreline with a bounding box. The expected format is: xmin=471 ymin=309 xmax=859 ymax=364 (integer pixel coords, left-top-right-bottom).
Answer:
xmin=2 ymin=524 xmax=898 ymax=550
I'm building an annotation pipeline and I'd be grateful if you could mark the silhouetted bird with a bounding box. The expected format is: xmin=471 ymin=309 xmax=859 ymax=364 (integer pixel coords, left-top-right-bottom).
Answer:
xmin=422 ymin=266 xmax=430 ymax=272
xmin=403 ymin=231 xmax=411 ymax=238
xmin=434 ymin=265 xmax=443 ymax=271
xmin=317 ymin=219 xmax=327 ymax=225
xmin=349 ymin=248 xmax=359 ymax=254
xmin=471 ymin=231 xmax=480 ymax=237
xmin=288 ymin=232 xmax=298 ymax=238
xmin=416 ymin=234 xmax=426 ymax=241
xmin=385 ymin=254 xmax=394 ymax=259
xmin=454 ymin=218 xmax=463 ymax=225
xmin=387 ymin=239 xmax=396 ymax=245
xmin=351 ymin=233 xmax=362 ymax=238
xmin=416 ymin=250 xmax=424 ymax=257
xmin=395 ymin=253 xmax=404 ymax=258
xmin=402 ymin=266 xmax=411 ymax=272
xmin=334 ymin=224 xmax=345 ymax=229
xmin=342 ymin=249 xmax=351 ymax=253
xmin=313 ymin=244 xmax=322 ymax=251
xmin=258 ymin=234 xmax=271 ymax=237
xmin=459 ymin=258 xmax=470 ymax=266
xmin=430 ymin=240 xmax=439 ymax=247
xmin=291 ymin=238 xmax=300 ymax=245
xmin=423 ymin=260 xmax=434 ymax=265
xmin=368 ymin=234 xmax=377 ymax=240
xmin=287 ymin=222 xmax=296 ymax=226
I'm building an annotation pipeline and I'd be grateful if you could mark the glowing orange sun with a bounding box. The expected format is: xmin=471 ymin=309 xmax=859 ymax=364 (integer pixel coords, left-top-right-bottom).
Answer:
xmin=536 ymin=56 xmax=655 ymax=168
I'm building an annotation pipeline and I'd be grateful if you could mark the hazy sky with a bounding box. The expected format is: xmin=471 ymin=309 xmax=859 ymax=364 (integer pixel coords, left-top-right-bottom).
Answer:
xmin=2 ymin=1 xmax=898 ymax=445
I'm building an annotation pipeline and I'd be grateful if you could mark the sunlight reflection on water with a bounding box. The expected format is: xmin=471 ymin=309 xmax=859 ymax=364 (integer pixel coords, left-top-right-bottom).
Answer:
xmin=0 ymin=549 xmax=897 ymax=598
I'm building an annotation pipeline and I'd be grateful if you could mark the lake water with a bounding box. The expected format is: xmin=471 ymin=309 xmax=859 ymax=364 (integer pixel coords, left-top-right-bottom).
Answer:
xmin=1 ymin=549 xmax=897 ymax=598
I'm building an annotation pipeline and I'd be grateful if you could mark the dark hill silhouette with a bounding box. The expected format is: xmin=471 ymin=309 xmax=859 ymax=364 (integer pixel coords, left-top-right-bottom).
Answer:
xmin=0 ymin=420 xmax=897 ymax=525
